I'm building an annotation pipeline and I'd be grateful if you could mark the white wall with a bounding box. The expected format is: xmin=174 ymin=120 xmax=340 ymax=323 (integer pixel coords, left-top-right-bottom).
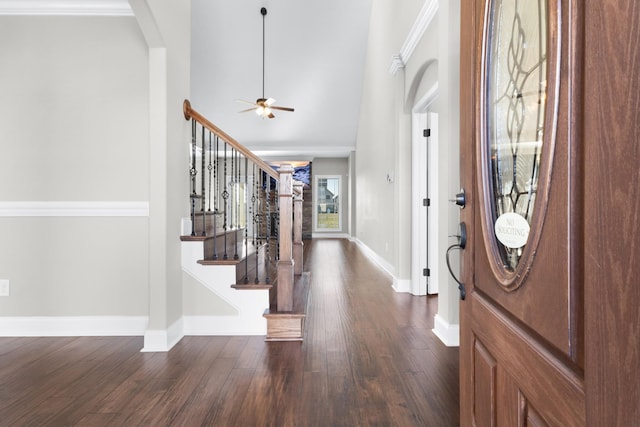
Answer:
xmin=355 ymin=0 xmax=414 ymax=274
xmin=356 ymin=0 xmax=461 ymax=344
xmin=0 ymin=2 xmax=192 ymax=348
xmin=131 ymin=0 xmax=191 ymax=351
xmin=0 ymin=16 xmax=150 ymax=319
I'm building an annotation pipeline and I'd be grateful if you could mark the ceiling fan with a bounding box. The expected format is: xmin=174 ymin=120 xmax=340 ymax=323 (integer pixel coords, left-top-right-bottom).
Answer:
xmin=238 ymin=7 xmax=294 ymax=119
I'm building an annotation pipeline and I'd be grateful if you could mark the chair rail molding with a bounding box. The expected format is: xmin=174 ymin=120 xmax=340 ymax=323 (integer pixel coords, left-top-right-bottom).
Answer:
xmin=0 ymin=201 xmax=149 ymax=217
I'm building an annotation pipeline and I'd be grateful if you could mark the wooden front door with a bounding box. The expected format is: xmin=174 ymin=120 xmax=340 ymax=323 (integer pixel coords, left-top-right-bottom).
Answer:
xmin=459 ymin=0 xmax=640 ymax=425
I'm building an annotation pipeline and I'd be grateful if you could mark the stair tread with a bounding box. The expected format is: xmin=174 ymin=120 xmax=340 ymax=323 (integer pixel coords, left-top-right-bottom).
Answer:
xmin=262 ymin=310 xmax=306 ymax=319
xmin=198 ymin=258 xmax=243 ymax=266
xmin=180 ymin=235 xmax=209 ymax=242
xmin=180 ymin=227 xmax=244 ymax=241
xmin=231 ymin=283 xmax=273 ymax=290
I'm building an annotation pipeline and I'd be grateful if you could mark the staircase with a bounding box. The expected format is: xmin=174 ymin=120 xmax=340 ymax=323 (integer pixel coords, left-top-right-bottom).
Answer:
xmin=181 ymin=100 xmax=307 ymax=341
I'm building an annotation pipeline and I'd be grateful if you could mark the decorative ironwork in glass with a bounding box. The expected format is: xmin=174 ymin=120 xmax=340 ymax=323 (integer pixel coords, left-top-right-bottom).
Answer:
xmin=486 ymin=0 xmax=548 ymax=270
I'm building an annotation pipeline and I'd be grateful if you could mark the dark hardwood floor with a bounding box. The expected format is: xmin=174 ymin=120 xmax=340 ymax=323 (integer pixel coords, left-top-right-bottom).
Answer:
xmin=0 ymin=238 xmax=459 ymax=426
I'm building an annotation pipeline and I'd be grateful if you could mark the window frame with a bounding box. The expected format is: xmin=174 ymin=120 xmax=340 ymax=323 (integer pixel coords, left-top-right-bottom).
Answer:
xmin=313 ymin=174 xmax=342 ymax=232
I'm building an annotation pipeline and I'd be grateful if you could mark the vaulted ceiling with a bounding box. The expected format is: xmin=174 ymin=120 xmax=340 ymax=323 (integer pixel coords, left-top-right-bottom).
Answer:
xmin=190 ymin=0 xmax=372 ymax=159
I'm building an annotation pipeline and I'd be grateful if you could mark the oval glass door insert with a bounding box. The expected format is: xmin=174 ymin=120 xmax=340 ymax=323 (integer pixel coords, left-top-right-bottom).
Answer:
xmin=486 ymin=0 xmax=548 ymax=271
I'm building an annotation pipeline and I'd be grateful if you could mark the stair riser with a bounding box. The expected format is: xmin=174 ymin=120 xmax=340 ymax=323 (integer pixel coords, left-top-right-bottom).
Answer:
xmin=202 ymin=229 xmax=245 ymax=260
xmin=236 ymin=244 xmax=270 ymax=284
xmin=192 ymin=212 xmax=224 ymax=236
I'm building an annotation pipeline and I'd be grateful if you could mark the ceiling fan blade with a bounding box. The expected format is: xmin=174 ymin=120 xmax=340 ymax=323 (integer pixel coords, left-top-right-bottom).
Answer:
xmin=271 ymin=106 xmax=295 ymax=112
xmin=237 ymin=99 xmax=258 ymax=106
xmin=268 ymin=112 xmax=275 ymax=119
xmin=239 ymin=107 xmax=257 ymax=113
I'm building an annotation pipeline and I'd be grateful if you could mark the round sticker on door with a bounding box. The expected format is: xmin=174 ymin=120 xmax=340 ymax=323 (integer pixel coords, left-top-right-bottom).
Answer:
xmin=494 ymin=212 xmax=530 ymax=249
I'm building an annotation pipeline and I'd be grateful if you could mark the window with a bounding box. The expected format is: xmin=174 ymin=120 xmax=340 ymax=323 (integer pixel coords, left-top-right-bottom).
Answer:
xmin=314 ymin=175 xmax=341 ymax=231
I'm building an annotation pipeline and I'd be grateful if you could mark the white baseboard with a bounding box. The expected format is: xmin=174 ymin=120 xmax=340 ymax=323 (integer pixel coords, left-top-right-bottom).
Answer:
xmin=432 ymin=313 xmax=460 ymax=347
xmin=142 ymin=317 xmax=184 ymax=352
xmin=393 ymin=278 xmax=429 ymax=296
xmin=0 ymin=316 xmax=148 ymax=337
xmin=352 ymin=238 xmax=395 ymax=277
xmin=353 ymin=239 xmax=428 ymax=296
xmin=183 ymin=315 xmax=267 ymax=336
xmin=312 ymin=232 xmax=350 ymax=239
xmin=392 ymin=278 xmax=411 ymax=293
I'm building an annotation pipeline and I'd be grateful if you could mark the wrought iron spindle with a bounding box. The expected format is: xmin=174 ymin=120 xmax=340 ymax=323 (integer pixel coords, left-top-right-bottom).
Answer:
xmin=232 ymin=148 xmax=239 ymax=260
xmin=222 ymin=142 xmax=229 ymax=260
xmin=207 ymin=132 xmax=213 ymax=212
xmin=211 ymin=135 xmax=219 ymax=260
xmin=264 ymin=172 xmax=271 ymax=284
xmin=253 ymin=165 xmax=259 ymax=283
xmin=275 ymin=179 xmax=280 ymax=261
xmin=244 ymin=156 xmax=249 ymax=284
xmin=214 ymin=136 xmax=219 ymax=213
xmin=236 ymin=150 xmax=240 ymax=232
xmin=201 ymin=125 xmax=206 ymax=236
xmin=189 ymin=119 xmax=197 ymax=236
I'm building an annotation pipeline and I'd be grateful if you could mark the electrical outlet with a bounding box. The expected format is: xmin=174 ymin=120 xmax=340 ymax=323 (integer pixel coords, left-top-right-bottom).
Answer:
xmin=0 ymin=280 xmax=10 ymax=296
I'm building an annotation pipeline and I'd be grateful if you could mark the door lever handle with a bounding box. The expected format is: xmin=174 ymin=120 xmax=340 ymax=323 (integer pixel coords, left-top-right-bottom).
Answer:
xmin=446 ymin=222 xmax=467 ymax=300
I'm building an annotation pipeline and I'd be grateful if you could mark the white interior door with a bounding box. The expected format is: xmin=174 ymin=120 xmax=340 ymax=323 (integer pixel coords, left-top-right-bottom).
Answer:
xmin=411 ymin=109 xmax=439 ymax=295
xmin=425 ymin=113 xmax=438 ymax=295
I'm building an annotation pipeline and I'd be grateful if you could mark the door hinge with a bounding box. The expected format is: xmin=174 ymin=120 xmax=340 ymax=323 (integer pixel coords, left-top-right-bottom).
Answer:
xmin=423 ymin=268 xmax=430 ymax=277
xmin=423 ymin=198 xmax=430 ymax=207
xmin=423 ymin=128 xmax=431 ymax=138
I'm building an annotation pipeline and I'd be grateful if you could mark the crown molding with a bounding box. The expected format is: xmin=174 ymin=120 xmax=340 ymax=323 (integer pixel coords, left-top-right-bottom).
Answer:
xmin=389 ymin=54 xmax=405 ymax=75
xmin=0 ymin=0 xmax=133 ymax=16
xmin=389 ymin=0 xmax=438 ymax=75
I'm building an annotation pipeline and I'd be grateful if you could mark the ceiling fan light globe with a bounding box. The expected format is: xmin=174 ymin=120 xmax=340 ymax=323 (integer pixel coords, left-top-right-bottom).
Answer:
xmin=256 ymin=106 xmax=264 ymax=116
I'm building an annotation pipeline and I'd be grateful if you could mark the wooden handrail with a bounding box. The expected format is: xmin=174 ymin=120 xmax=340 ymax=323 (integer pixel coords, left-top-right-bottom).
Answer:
xmin=183 ymin=99 xmax=279 ymax=180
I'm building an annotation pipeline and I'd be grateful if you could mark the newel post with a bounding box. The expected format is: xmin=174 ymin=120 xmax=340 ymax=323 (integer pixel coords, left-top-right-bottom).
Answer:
xmin=293 ymin=181 xmax=304 ymax=275
xmin=277 ymin=165 xmax=295 ymax=312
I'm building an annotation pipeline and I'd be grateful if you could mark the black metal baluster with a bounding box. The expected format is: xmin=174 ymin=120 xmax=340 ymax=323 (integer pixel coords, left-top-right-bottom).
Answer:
xmin=212 ymin=136 xmax=219 ymax=260
xmin=232 ymin=148 xmax=239 ymax=260
xmin=264 ymin=172 xmax=271 ymax=284
xmin=253 ymin=165 xmax=259 ymax=283
xmin=244 ymin=157 xmax=249 ymax=283
xmin=190 ymin=119 xmax=197 ymax=236
xmin=236 ymin=151 xmax=240 ymax=250
xmin=208 ymin=131 xmax=213 ymax=212
xmin=222 ymin=142 xmax=229 ymax=260
xmin=225 ymin=147 xmax=235 ymax=236
xmin=215 ymin=136 xmax=219 ymax=213
xmin=275 ymin=179 xmax=280 ymax=261
xmin=201 ymin=125 xmax=206 ymax=236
